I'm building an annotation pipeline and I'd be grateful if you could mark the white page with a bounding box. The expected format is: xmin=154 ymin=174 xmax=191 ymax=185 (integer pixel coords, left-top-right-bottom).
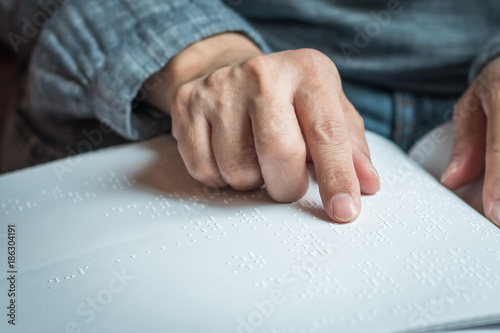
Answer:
xmin=0 ymin=131 xmax=499 ymax=333
xmin=409 ymin=122 xmax=484 ymax=214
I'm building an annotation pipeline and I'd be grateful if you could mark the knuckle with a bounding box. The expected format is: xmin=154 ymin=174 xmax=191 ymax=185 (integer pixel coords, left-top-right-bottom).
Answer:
xmin=241 ymin=55 xmax=272 ymax=95
xmin=297 ymin=48 xmax=332 ymax=66
xmin=220 ymin=162 xmax=262 ymax=190
xmin=178 ymin=143 xmax=216 ymax=185
xmin=309 ymin=119 xmax=348 ymax=146
xmin=319 ymin=166 xmax=351 ymax=192
xmin=258 ymin=136 xmax=303 ymax=162
xmin=172 ymin=83 xmax=192 ymax=111
xmin=272 ymin=142 xmax=299 ymax=161
xmin=296 ymin=49 xmax=339 ymax=84
xmin=321 ymin=168 xmax=339 ymax=187
xmin=242 ymin=55 xmax=269 ymax=76
xmin=187 ymin=159 xmax=218 ymax=186
xmin=204 ymin=67 xmax=230 ymax=90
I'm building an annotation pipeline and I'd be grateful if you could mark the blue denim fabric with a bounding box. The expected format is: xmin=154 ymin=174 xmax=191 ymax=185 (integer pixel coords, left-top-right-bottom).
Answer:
xmin=392 ymin=92 xmax=456 ymax=151
xmin=342 ymin=81 xmax=394 ymax=141
xmin=343 ymin=80 xmax=456 ymax=151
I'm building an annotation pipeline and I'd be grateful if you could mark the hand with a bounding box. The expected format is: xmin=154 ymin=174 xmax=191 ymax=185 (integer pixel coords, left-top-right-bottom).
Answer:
xmin=441 ymin=56 xmax=500 ymax=227
xmin=145 ymin=34 xmax=380 ymax=222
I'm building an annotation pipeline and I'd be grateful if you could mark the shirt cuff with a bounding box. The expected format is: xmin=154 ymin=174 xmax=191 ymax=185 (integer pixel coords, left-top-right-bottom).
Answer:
xmin=94 ymin=1 xmax=271 ymax=140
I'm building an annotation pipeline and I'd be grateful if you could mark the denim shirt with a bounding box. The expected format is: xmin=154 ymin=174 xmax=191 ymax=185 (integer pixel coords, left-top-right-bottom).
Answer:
xmin=1 ymin=0 xmax=500 ymax=145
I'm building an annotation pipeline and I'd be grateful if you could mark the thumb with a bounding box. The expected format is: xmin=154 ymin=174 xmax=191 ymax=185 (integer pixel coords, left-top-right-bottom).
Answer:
xmin=441 ymin=87 xmax=486 ymax=190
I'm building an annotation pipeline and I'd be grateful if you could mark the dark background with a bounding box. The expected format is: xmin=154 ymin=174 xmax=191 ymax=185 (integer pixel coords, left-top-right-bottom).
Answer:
xmin=0 ymin=44 xmax=18 ymax=169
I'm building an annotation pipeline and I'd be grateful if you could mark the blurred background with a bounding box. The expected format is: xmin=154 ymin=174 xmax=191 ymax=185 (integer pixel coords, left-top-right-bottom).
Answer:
xmin=0 ymin=41 xmax=19 ymax=173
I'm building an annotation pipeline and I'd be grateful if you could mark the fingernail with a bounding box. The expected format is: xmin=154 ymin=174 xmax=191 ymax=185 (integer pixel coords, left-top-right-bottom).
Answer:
xmin=441 ymin=158 xmax=458 ymax=184
xmin=488 ymin=201 xmax=500 ymax=227
xmin=331 ymin=193 xmax=358 ymax=222
xmin=371 ymin=167 xmax=380 ymax=184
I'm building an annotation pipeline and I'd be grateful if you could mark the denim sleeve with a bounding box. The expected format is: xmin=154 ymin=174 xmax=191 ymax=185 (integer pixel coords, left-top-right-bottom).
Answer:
xmin=24 ymin=0 xmax=270 ymax=140
xmin=469 ymin=32 xmax=500 ymax=83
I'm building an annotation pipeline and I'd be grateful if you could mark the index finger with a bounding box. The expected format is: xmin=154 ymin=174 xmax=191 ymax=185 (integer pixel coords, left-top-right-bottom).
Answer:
xmin=294 ymin=80 xmax=360 ymax=223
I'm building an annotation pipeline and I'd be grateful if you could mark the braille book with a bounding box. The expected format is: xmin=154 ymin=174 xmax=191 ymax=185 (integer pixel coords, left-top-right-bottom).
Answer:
xmin=1 ymin=125 xmax=499 ymax=333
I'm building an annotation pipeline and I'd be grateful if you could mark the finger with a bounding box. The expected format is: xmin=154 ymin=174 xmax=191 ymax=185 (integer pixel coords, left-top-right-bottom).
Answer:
xmin=340 ymin=93 xmax=380 ymax=195
xmin=482 ymin=88 xmax=500 ymax=227
xmin=295 ymin=83 xmax=360 ymax=223
xmin=251 ymin=97 xmax=309 ymax=203
xmin=210 ymin=102 xmax=264 ymax=191
xmin=171 ymin=84 xmax=227 ymax=188
xmin=440 ymin=87 xmax=486 ymax=190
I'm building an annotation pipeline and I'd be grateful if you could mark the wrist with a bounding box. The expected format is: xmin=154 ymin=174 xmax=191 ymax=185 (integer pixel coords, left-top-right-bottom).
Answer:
xmin=142 ymin=33 xmax=263 ymax=115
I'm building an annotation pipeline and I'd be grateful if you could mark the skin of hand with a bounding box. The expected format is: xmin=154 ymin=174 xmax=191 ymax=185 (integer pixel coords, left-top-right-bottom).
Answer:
xmin=144 ymin=33 xmax=380 ymax=223
xmin=441 ymin=56 xmax=500 ymax=227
